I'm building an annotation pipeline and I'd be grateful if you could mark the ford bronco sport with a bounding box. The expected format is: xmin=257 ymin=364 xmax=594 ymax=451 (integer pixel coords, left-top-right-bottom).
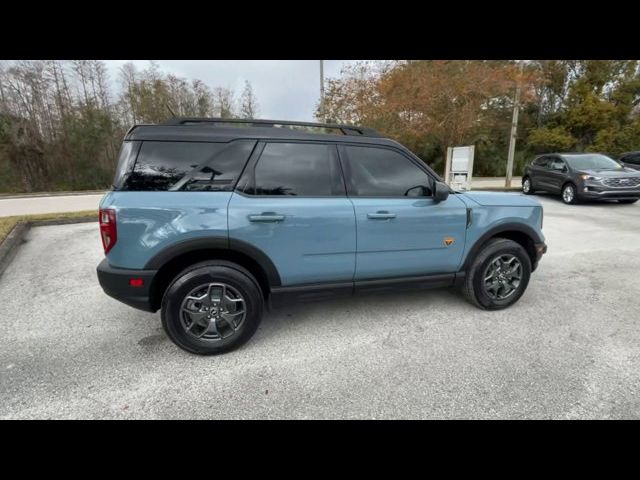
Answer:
xmin=97 ymin=118 xmax=547 ymax=355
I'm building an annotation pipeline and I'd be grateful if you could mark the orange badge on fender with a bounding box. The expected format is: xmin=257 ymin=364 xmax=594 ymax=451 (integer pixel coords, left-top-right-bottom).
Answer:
xmin=444 ymin=237 xmax=455 ymax=246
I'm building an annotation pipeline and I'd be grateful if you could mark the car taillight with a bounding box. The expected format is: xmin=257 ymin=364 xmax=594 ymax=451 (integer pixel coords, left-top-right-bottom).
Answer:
xmin=99 ymin=208 xmax=117 ymax=254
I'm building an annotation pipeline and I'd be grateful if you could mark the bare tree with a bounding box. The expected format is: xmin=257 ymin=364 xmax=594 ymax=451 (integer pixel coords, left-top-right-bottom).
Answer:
xmin=239 ymin=80 xmax=259 ymax=118
xmin=192 ymin=79 xmax=214 ymax=117
xmin=119 ymin=62 xmax=139 ymax=124
xmin=214 ymin=87 xmax=235 ymax=118
xmin=0 ymin=60 xmax=263 ymax=193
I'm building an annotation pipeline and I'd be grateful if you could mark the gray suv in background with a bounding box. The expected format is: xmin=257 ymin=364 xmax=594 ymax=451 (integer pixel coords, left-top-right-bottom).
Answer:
xmin=522 ymin=153 xmax=640 ymax=205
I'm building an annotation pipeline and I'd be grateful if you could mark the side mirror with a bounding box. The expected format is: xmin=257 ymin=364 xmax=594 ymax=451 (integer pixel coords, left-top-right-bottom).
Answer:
xmin=433 ymin=181 xmax=450 ymax=203
xmin=405 ymin=185 xmax=431 ymax=197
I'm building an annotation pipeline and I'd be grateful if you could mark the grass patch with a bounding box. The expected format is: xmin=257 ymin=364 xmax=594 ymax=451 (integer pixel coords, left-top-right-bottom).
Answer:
xmin=0 ymin=210 xmax=97 ymax=244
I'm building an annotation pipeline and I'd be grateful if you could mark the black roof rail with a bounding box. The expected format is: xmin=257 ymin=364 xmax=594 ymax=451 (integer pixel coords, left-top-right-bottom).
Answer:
xmin=125 ymin=123 xmax=155 ymax=137
xmin=161 ymin=117 xmax=382 ymax=137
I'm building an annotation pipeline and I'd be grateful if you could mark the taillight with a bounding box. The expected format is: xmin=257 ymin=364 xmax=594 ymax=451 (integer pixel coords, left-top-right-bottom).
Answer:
xmin=99 ymin=208 xmax=117 ymax=254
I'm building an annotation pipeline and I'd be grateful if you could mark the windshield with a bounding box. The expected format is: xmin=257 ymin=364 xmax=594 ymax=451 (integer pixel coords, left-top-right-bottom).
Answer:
xmin=563 ymin=154 xmax=622 ymax=170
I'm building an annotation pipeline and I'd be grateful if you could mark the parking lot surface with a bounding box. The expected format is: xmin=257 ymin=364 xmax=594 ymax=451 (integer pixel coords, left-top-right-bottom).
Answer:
xmin=1 ymin=195 xmax=639 ymax=419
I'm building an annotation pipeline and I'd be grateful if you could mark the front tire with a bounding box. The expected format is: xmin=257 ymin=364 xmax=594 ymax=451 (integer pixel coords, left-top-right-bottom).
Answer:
xmin=161 ymin=261 xmax=264 ymax=355
xmin=522 ymin=176 xmax=535 ymax=194
xmin=562 ymin=183 xmax=579 ymax=204
xmin=463 ymin=238 xmax=532 ymax=310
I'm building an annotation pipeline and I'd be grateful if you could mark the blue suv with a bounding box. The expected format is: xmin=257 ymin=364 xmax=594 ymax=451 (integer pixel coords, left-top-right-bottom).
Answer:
xmin=97 ymin=118 xmax=547 ymax=354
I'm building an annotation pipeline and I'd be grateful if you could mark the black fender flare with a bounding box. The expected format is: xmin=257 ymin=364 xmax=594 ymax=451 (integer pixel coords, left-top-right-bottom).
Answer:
xmin=461 ymin=222 xmax=543 ymax=271
xmin=144 ymin=236 xmax=282 ymax=287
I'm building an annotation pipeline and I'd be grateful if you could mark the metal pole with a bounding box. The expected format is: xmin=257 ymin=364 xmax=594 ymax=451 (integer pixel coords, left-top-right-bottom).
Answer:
xmin=319 ymin=60 xmax=325 ymax=122
xmin=467 ymin=145 xmax=475 ymax=191
xmin=444 ymin=146 xmax=453 ymax=185
xmin=506 ymin=61 xmax=524 ymax=188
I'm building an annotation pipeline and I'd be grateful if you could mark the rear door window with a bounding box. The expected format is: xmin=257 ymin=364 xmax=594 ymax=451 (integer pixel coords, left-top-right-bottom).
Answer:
xmin=122 ymin=140 xmax=255 ymax=191
xmin=533 ymin=156 xmax=549 ymax=168
xmin=246 ymin=142 xmax=344 ymax=196
xmin=549 ymin=157 xmax=566 ymax=171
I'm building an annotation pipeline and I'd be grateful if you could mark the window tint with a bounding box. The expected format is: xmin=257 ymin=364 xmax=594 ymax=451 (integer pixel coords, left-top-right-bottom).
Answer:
xmin=549 ymin=158 xmax=566 ymax=170
xmin=533 ymin=156 xmax=549 ymax=168
xmin=112 ymin=141 xmax=140 ymax=189
xmin=250 ymin=143 xmax=342 ymax=196
xmin=122 ymin=140 xmax=254 ymax=191
xmin=623 ymin=153 xmax=640 ymax=165
xmin=343 ymin=146 xmax=433 ymax=197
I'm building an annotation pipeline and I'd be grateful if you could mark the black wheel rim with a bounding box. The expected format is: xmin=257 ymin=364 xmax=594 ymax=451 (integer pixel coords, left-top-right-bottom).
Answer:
xmin=482 ymin=254 xmax=522 ymax=300
xmin=179 ymin=282 xmax=246 ymax=342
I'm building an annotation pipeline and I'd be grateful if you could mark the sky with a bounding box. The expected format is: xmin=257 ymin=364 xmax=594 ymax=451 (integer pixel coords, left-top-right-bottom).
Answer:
xmin=103 ymin=60 xmax=359 ymax=122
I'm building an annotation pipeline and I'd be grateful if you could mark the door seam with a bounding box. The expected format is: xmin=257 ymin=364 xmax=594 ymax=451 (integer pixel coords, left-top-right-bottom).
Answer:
xmin=347 ymin=196 xmax=358 ymax=283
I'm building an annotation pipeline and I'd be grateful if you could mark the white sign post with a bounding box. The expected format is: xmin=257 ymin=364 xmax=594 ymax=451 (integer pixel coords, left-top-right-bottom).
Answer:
xmin=444 ymin=145 xmax=475 ymax=191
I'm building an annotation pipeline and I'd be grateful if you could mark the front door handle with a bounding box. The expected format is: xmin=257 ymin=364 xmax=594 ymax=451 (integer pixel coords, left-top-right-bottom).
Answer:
xmin=248 ymin=213 xmax=285 ymax=223
xmin=367 ymin=211 xmax=396 ymax=220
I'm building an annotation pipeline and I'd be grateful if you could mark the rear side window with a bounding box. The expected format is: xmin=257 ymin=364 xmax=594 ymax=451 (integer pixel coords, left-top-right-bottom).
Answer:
xmin=121 ymin=140 xmax=255 ymax=191
xmin=342 ymin=145 xmax=433 ymax=197
xmin=247 ymin=142 xmax=344 ymax=196
xmin=112 ymin=141 xmax=140 ymax=189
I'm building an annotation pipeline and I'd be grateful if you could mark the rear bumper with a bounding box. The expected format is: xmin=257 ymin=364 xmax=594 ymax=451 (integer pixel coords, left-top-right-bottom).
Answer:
xmin=533 ymin=242 xmax=547 ymax=271
xmin=96 ymin=259 xmax=157 ymax=312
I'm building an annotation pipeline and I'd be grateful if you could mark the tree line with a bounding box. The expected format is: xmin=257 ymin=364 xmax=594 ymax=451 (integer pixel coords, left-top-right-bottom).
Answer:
xmin=0 ymin=61 xmax=260 ymax=192
xmin=2 ymin=60 xmax=638 ymax=193
xmin=319 ymin=60 xmax=640 ymax=176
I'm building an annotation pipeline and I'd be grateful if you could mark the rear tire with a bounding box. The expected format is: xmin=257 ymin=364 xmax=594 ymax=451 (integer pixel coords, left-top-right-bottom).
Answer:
xmin=462 ymin=238 xmax=532 ymax=310
xmin=161 ymin=261 xmax=263 ymax=355
xmin=618 ymin=199 xmax=638 ymax=204
xmin=522 ymin=176 xmax=535 ymax=194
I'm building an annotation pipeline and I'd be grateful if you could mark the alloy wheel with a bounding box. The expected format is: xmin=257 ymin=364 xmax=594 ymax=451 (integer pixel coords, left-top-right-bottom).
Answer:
xmin=482 ymin=254 xmax=523 ymax=300
xmin=179 ymin=282 xmax=246 ymax=341
xmin=563 ymin=185 xmax=574 ymax=203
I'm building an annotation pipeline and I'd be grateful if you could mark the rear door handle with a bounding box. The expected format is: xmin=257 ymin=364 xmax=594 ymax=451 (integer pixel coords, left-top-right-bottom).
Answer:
xmin=367 ymin=211 xmax=396 ymax=220
xmin=248 ymin=213 xmax=285 ymax=222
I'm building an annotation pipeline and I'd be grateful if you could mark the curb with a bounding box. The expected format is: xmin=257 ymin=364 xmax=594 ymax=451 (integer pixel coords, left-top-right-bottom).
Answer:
xmin=0 ymin=222 xmax=30 ymax=280
xmin=0 ymin=216 xmax=96 ymax=280
xmin=0 ymin=190 xmax=107 ymax=200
